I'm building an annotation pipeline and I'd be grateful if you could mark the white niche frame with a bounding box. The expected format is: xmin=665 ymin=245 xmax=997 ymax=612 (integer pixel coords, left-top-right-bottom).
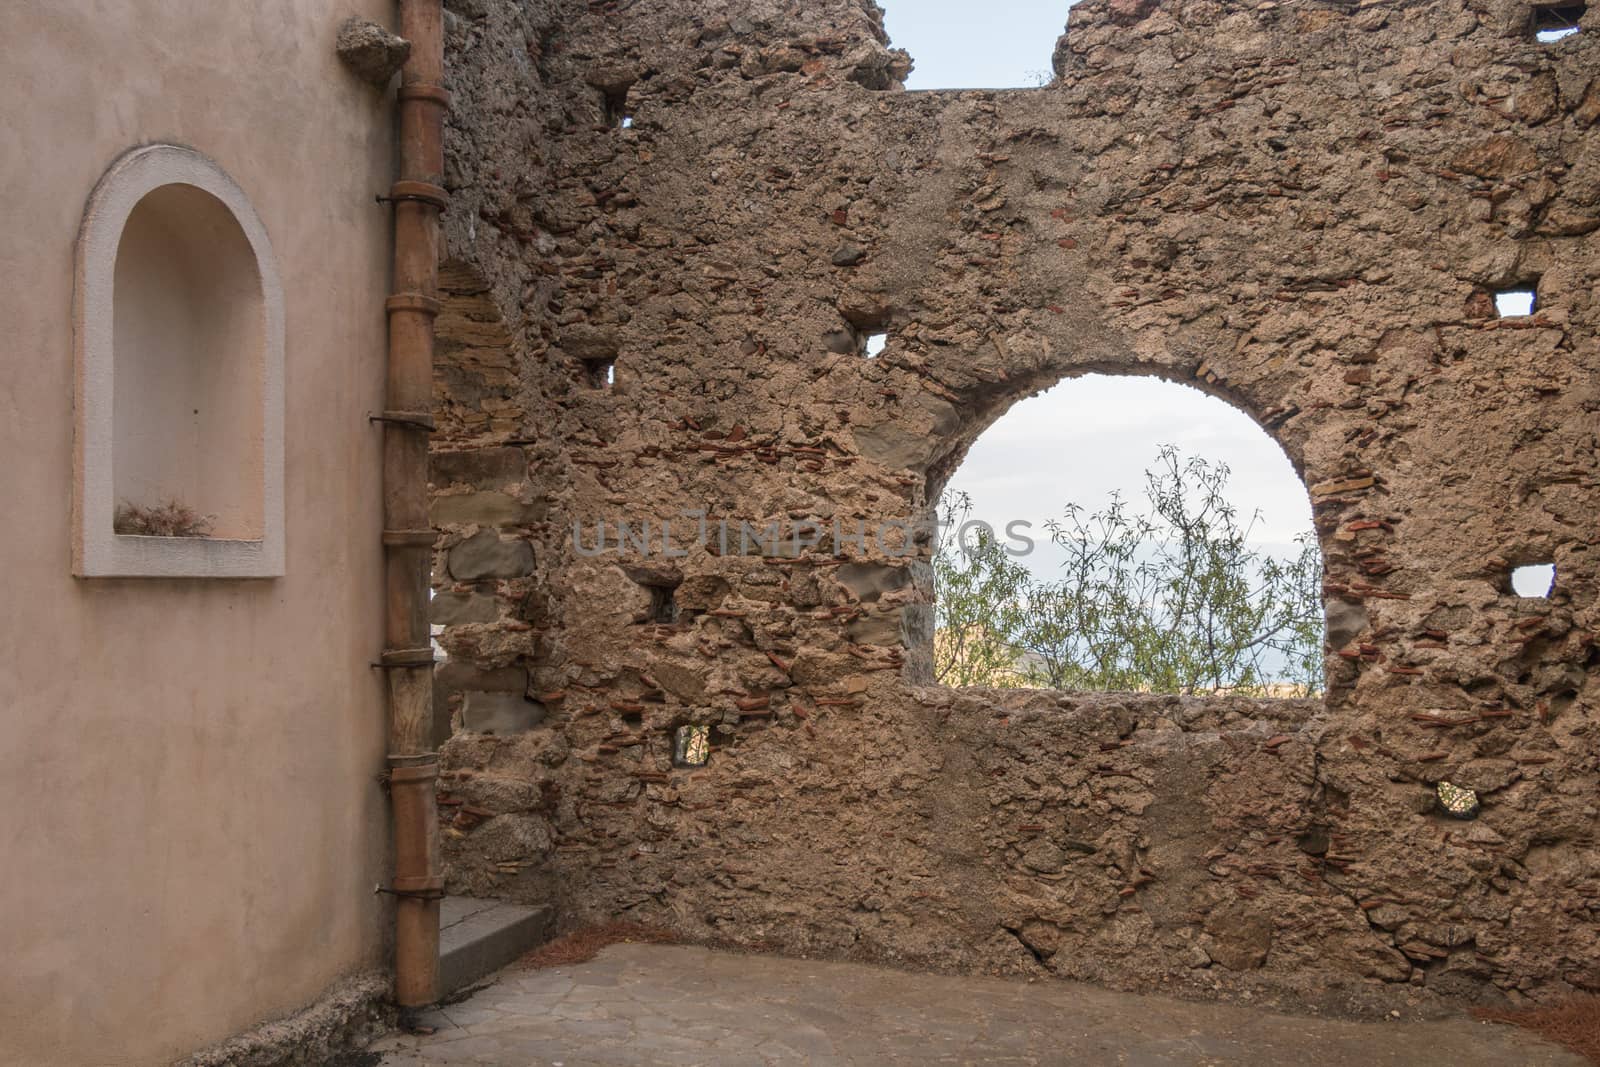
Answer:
xmin=74 ymin=144 xmax=285 ymax=578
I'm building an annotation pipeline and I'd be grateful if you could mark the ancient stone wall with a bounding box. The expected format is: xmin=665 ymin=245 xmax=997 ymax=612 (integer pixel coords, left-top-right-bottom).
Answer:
xmin=427 ymin=0 xmax=1600 ymax=1013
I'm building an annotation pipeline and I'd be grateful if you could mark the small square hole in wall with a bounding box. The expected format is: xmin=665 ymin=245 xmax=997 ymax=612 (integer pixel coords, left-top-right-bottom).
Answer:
xmin=648 ymin=584 xmax=677 ymax=623
xmin=1494 ymin=287 xmax=1537 ymax=317
xmin=601 ymin=87 xmax=632 ymax=128
xmin=673 ymin=724 xmax=710 ymax=768
xmin=863 ymin=333 xmax=887 ymax=358
xmin=1533 ymin=2 xmax=1584 ymax=40
xmin=584 ymin=358 xmax=616 ymax=389
xmin=1511 ymin=563 xmax=1556 ymax=597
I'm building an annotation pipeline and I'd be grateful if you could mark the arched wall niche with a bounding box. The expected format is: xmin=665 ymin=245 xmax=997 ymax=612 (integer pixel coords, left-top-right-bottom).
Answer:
xmin=74 ymin=144 xmax=284 ymax=578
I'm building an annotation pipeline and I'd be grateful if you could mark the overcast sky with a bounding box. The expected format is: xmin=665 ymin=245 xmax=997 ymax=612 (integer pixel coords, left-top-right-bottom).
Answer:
xmin=879 ymin=3 xmax=1316 ymax=574
xmin=942 ymin=375 xmax=1314 ymax=578
xmin=883 ymin=0 xmax=1073 ymax=91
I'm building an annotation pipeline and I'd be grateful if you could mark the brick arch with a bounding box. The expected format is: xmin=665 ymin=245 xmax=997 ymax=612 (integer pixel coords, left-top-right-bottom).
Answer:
xmin=919 ymin=360 xmax=1310 ymax=503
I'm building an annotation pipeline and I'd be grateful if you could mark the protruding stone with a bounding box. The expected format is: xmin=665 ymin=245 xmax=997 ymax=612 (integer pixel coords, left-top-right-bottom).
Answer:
xmin=1450 ymin=135 xmax=1538 ymax=180
xmin=335 ymin=17 xmax=410 ymax=87
xmin=432 ymin=491 xmax=546 ymax=527
xmin=622 ymin=562 xmax=683 ymax=589
xmin=853 ymin=395 xmax=955 ymax=472
xmin=1021 ymin=842 xmax=1067 ymax=874
xmin=584 ymin=63 xmax=642 ymax=97
xmin=558 ymin=325 xmax=620 ymax=361
xmin=435 ymin=662 xmax=528 ymax=698
xmin=1108 ymin=0 xmax=1159 ymax=25
xmin=1325 ymin=599 xmax=1368 ymax=648
xmin=650 ymin=660 xmax=708 ymax=702
xmin=675 ymin=575 xmax=731 ymax=612
xmin=1456 ymin=759 xmax=1520 ymax=794
xmin=461 ymin=692 xmax=546 ymax=735
xmin=432 ymin=447 xmax=527 ymax=489
xmin=1203 ymin=905 xmax=1272 ymax=970
xmin=430 ymin=591 xmax=501 ymax=625
xmin=1576 ymin=79 xmax=1600 ymax=127
xmin=449 ymin=530 xmax=534 ymax=580
xmin=835 ymin=563 xmax=910 ymax=603
xmin=848 ymin=608 xmax=906 ymax=646
xmin=469 ymin=814 xmax=554 ymax=861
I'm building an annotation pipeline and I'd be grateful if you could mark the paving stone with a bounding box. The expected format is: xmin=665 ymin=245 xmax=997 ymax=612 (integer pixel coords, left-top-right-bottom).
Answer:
xmin=438 ymin=893 xmax=554 ymax=996
xmin=372 ymin=944 xmax=1587 ymax=1066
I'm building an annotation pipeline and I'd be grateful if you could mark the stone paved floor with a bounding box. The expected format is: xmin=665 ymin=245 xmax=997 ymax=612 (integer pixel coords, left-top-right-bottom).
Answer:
xmin=370 ymin=944 xmax=1584 ymax=1066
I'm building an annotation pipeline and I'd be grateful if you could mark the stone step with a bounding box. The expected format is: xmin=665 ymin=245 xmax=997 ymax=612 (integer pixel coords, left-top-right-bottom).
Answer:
xmin=438 ymin=895 xmax=554 ymax=997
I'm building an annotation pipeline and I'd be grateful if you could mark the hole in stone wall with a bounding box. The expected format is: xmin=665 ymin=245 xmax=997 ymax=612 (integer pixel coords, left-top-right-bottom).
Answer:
xmin=584 ymin=358 xmax=616 ymax=389
xmin=624 ymin=564 xmax=683 ymax=624
xmin=839 ymin=305 xmax=891 ymax=357
xmin=601 ymin=87 xmax=631 ymax=128
xmin=1533 ymin=2 xmax=1584 ymax=40
xmin=929 ymin=373 xmax=1323 ymax=696
xmin=1494 ymin=287 xmax=1537 ymax=317
xmin=430 ymin=593 xmax=451 ymax=662
xmin=1511 ymin=563 xmax=1556 ymax=598
xmin=648 ymin=585 xmax=678 ymax=624
xmin=430 ymin=589 xmax=450 ymax=662
xmin=673 ymin=724 xmax=711 ymax=768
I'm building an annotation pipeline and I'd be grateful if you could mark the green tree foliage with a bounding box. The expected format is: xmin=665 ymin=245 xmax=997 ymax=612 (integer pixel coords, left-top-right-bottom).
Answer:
xmin=931 ymin=507 xmax=1031 ymax=687
xmin=933 ymin=446 xmax=1324 ymax=696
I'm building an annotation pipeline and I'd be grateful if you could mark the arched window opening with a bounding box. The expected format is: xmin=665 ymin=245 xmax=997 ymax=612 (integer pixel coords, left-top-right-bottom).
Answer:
xmin=882 ymin=0 xmax=1074 ymax=89
xmin=933 ymin=374 xmax=1323 ymax=697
